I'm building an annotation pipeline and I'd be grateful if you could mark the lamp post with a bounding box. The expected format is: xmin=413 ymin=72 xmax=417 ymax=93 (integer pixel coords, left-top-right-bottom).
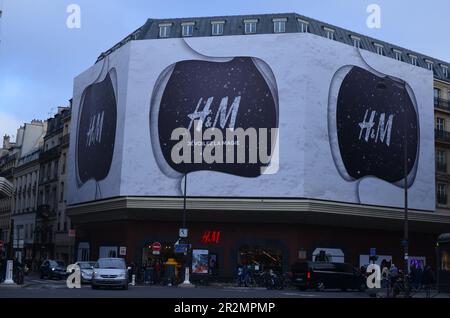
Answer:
xmin=179 ymin=172 xmax=193 ymax=287
xmin=377 ymin=80 xmax=409 ymax=297
xmin=401 ymin=82 xmax=410 ymax=298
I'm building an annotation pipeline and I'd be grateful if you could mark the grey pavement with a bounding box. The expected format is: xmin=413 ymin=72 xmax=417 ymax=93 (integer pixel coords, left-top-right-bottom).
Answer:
xmin=0 ymin=274 xmax=448 ymax=298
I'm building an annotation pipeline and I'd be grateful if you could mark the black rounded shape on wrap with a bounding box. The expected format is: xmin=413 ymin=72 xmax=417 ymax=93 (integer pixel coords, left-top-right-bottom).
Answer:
xmin=157 ymin=57 xmax=278 ymax=177
xmin=76 ymin=73 xmax=117 ymax=186
xmin=336 ymin=66 xmax=418 ymax=183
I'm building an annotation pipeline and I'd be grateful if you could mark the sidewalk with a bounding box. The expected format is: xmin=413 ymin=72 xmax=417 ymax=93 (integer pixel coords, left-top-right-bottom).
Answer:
xmin=373 ymin=288 xmax=450 ymax=298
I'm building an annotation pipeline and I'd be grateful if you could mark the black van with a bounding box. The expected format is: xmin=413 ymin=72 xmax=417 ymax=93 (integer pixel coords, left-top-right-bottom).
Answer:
xmin=291 ymin=261 xmax=366 ymax=291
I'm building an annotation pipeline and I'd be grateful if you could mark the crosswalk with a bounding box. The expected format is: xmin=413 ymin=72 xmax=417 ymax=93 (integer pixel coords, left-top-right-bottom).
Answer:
xmin=25 ymin=279 xmax=89 ymax=289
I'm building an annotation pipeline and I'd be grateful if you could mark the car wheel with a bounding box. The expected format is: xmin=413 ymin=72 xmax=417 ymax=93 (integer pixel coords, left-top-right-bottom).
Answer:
xmin=92 ymin=285 xmax=98 ymax=290
xmin=40 ymin=273 xmax=44 ymax=279
xmin=341 ymin=288 xmax=348 ymax=292
xmin=316 ymin=282 xmax=325 ymax=291
xmin=123 ymin=283 xmax=129 ymax=290
xmin=299 ymin=286 xmax=307 ymax=291
xmin=359 ymin=282 xmax=367 ymax=292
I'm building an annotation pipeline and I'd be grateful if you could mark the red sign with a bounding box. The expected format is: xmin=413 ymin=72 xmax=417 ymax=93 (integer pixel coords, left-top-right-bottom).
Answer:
xmin=201 ymin=231 xmax=221 ymax=244
xmin=152 ymin=242 xmax=162 ymax=251
xmin=68 ymin=229 xmax=76 ymax=237
xmin=0 ymin=240 xmax=3 ymax=248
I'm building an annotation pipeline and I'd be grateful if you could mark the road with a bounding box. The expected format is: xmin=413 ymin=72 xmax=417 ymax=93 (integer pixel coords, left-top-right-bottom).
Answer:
xmin=0 ymin=276 xmax=447 ymax=298
xmin=0 ymin=276 xmax=370 ymax=298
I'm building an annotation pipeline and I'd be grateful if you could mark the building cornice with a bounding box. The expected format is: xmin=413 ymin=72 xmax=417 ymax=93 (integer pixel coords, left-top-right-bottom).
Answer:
xmin=67 ymin=196 xmax=450 ymax=233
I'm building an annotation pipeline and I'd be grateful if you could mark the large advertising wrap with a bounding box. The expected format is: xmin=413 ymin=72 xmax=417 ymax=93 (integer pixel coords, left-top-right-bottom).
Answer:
xmin=67 ymin=33 xmax=435 ymax=211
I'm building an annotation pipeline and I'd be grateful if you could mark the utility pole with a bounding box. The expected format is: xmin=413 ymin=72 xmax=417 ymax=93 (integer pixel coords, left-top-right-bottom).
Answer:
xmin=402 ymin=83 xmax=410 ymax=298
xmin=179 ymin=173 xmax=193 ymax=287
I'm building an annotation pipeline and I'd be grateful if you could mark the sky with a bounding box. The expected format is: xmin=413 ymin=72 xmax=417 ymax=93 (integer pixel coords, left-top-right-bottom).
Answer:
xmin=0 ymin=0 xmax=449 ymax=140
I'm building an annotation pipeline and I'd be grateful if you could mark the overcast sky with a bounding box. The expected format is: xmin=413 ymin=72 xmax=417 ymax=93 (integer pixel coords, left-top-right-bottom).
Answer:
xmin=0 ymin=0 xmax=449 ymax=140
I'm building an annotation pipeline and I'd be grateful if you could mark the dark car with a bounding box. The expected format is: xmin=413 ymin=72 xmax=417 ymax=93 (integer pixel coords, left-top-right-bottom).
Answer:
xmin=291 ymin=261 xmax=366 ymax=291
xmin=40 ymin=260 xmax=68 ymax=280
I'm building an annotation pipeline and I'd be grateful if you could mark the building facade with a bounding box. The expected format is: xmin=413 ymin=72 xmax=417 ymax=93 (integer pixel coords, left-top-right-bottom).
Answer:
xmin=36 ymin=107 xmax=73 ymax=263
xmin=66 ymin=13 xmax=450 ymax=279
xmin=0 ymin=120 xmax=46 ymax=257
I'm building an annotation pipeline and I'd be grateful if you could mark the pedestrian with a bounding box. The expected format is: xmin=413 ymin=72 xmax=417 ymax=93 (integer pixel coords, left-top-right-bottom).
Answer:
xmin=389 ymin=264 xmax=399 ymax=288
xmin=381 ymin=265 xmax=390 ymax=289
xmin=154 ymin=259 xmax=161 ymax=284
xmin=423 ymin=265 xmax=435 ymax=298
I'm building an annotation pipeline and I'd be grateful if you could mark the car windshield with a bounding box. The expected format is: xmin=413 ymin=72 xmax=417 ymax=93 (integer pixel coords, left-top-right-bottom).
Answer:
xmin=79 ymin=262 xmax=94 ymax=269
xmin=49 ymin=261 xmax=65 ymax=267
xmin=96 ymin=259 xmax=126 ymax=269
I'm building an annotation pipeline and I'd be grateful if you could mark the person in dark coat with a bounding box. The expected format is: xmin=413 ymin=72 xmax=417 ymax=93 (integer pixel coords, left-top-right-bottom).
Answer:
xmin=423 ymin=265 xmax=435 ymax=297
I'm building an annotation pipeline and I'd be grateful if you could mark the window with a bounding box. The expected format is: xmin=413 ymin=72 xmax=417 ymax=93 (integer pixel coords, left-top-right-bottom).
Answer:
xmin=181 ymin=22 xmax=194 ymax=37
xmin=298 ymin=19 xmax=309 ymax=33
xmin=393 ymin=50 xmax=402 ymax=61
xmin=60 ymin=182 xmax=64 ymax=202
xmin=436 ymin=117 xmax=446 ymax=131
xmin=211 ymin=21 xmax=225 ymax=35
xmin=273 ymin=18 xmax=287 ymax=33
xmin=435 ymin=88 xmax=441 ymax=99
xmin=374 ymin=43 xmax=384 ymax=56
xmin=158 ymin=23 xmax=172 ymax=38
xmin=62 ymin=153 xmax=66 ymax=174
xmin=442 ymin=65 xmax=449 ymax=78
xmin=438 ymin=183 xmax=447 ymax=205
xmin=426 ymin=60 xmax=434 ymax=71
xmin=409 ymin=54 xmax=418 ymax=66
xmin=323 ymin=27 xmax=335 ymax=40
xmin=437 ymin=150 xmax=447 ymax=172
xmin=244 ymin=19 xmax=257 ymax=34
xmin=351 ymin=35 xmax=361 ymax=48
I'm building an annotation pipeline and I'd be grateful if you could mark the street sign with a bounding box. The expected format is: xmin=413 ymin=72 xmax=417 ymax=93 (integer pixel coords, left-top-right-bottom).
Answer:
xmin=175 ymin=244 xmax=189 ymax=254
xmin=152 ymin=242 xmax=161 ymax=255
xmin=370 ymin=248 xmax=377 ymax=257
xmin=119 ymin=246 xmax=127 ymax=256
xmin=68 ymin=229 xmax=76 ymax=237
xmin=152 ymin=242 xmax=161 ymax=251
xmin=179 ymin=228 xmax=188 ymax=238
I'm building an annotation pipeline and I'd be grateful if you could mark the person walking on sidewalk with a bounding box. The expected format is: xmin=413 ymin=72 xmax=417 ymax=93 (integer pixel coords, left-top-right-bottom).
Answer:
xmin=423 ymin=265 xmax=435 ymax=298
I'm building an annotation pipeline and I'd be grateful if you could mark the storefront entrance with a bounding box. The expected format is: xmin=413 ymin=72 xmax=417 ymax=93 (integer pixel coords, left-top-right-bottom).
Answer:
xmin=238 ymin=244 xmax=283 ymax=273
xmin=141 ymin=242 xmax=185 ymax=284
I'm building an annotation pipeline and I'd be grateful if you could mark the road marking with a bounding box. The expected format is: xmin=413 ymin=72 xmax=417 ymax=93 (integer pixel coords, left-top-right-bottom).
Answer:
xmin=282 ymin=292 xmax=316 ymax=297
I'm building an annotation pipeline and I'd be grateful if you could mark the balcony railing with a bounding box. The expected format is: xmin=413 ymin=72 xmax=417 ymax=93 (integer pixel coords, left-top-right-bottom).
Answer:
xmin=435 ymin=98 xmax=450 ymax=111
xmin=437 ymin=163 xmax=447 ymax=173
xmin=39 ymin=146 xmax=61 ymax=162
xmin=435 ymin=129 xmax=450 ymax=143
xmin=61 ymin=134 xmax=70 ymax=147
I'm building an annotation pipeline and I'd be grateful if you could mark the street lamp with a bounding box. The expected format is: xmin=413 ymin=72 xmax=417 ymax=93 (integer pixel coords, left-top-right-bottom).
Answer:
xmin=179 ymin=172 xmax=193 ymax=287
xmin=377 ymin=79 xmax=410 ymax=297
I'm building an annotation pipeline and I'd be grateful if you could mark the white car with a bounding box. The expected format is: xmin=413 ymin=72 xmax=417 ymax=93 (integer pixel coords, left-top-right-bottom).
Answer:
xmin=92 ymin=258 xmax=129 ymax=290
xmin=76 ymin=261 xmax=96 ymax=283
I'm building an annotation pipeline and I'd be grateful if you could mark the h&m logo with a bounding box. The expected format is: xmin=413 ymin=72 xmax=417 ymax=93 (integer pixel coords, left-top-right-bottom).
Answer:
xmin=358 ymin=109 xmax=394 ymax=147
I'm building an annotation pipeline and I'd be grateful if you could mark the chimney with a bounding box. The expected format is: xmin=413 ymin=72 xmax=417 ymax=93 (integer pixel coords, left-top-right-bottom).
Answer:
xmin=3 ymin=135 xmax=10 ymax=149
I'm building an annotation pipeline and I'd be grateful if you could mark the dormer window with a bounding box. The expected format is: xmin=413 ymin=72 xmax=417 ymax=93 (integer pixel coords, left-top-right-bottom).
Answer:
xmin=158 ymin=23 xmax=172 ymax=38
xmin=273 ymin=18 xmax=287 ymax=33
xmin=426 ymin=59 xmax=434 ymax=71
xmin=211 ymin=20 xmax=225 ymax=36
xmin=244 ymin=19 xmax=258 ymax=34
xmin=393 ymin=49 xmax=403 ymax=61
xmin=324 ymin=27 xmax=335 ymax=40
xmin=374 ymin=43 xmax=384 ymax=56
xmin=441 ymin=64 xmax=449 ymax=77
xmin=181 ymin=22 xmax=195 ymax=37
xmin=351 ymin=35 xmax=361 ymax=48
xmin=409 ymin=54 xmax=418 ymax=66
xmin=298 ymin=19 xmax=309 ymax=33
